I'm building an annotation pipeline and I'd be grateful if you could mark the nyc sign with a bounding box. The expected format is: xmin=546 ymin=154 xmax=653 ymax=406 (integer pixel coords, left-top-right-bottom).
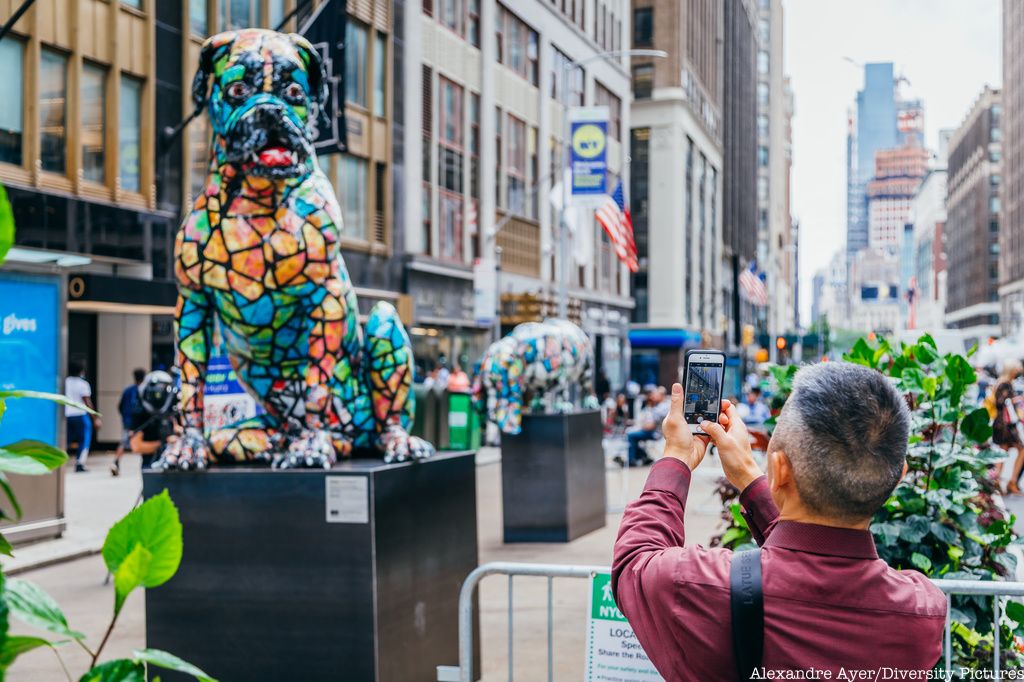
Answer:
xmin=569 ymin=106 xmax=609 ymax=197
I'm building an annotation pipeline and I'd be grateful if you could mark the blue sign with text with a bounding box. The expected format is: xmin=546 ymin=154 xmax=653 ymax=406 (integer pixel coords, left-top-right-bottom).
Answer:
xmin=0 ymin=275 xmax=60 ymax=446
xmin=570 ymin=111 xmax=609 ymax=196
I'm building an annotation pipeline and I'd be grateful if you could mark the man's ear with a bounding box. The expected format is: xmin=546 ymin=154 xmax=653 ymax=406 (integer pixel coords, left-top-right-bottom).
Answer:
xmin=767 ymin=448 xmax=793 ymax=493
xmin=289 ymin=33 xmax=328 ymax=109
xmin=899 ymin=459 xmax=908 ymax=482
xmin=192 ymin=32 xmax=237 ymax=111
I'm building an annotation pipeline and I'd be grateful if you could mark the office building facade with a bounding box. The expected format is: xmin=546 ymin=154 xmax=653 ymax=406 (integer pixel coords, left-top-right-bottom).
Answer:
xmin=629 ymin=0 xmax=723 ymax=387
xmin=1001 ymin=0 xmax=1024 ymax=336
xmin=945 ymin=86 xmax=1001 ymax=342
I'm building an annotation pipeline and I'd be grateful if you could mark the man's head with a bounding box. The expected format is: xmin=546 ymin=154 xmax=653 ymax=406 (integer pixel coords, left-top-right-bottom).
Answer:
xmin=746 ymin=387 xmax=761 ymax=405
xmin=767 ymin=363 xmax=909 ymax=524
xmin=651 ymin=387 xmax=667 ymax=404
xmin=69 ymin=361 xmax=84 ymax=377
xmin=133 ymin=368 xmax=147 ymax=385
xmin=191 ymin=29 xmax=327 ymax=178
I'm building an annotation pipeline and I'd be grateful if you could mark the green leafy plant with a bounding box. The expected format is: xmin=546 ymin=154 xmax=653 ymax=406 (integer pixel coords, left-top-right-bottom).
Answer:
xmin=714 ymin=336 xmax=1024 ymax=671
xmin=0 ymin=183 xmax=12 ymax=264
xmin=0 ymin=390 xmax=214 ymax=680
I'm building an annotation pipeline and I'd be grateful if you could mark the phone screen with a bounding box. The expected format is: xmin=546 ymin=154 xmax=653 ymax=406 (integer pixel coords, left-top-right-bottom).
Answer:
xmin=684 ymin=359 xmax=724 ymax=426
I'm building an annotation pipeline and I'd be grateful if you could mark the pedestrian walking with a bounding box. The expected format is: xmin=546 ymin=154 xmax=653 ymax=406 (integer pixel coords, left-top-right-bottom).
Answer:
xmin=613 ymin=363 xmax=945 ymax=679
xmin=736 ymin=386 xmax=771 ymax=426
xmin=111 ymin=368 xmax=147 ymax=477
xmin=996 ymin=360 xmax=1024 ymax=494
xmin=65 ymin=361 xmax=98 ymax=473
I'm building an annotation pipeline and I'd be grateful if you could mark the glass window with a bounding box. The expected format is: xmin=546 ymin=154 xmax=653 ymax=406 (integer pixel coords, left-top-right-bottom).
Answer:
xmin=81 ymin=62 xmax=107 ymax=184
xmin=468 ymin=0 xmax=480 ymax=47
xmin=632 ymin=64 xmax=653 ymax=99
xmin=757 ymin=82 xmax=769 ymax=107
xmin=469 ymin=92 xmax=479 ymax=199
xmin=439 ymin=192 xmax=463 ymax=261
xmin=229 ymin=0 xmax=254 ymax=30
xmin=120 ymin=75 xmax=142 ymax=193
xmin=122 ymin=0 xmax=142 ymax=8
xmin=507 ymin=115 xmax=526 ymax=216
xmin=757 ymin=50 xmax=769 ymax=74
xmin=346 ymin=22 xmax=368 ymax=107
xmin=266 ymin=0 xmax=285 ymax=29
xmin=757 ymin=145 xmax=768 ymax=167
xmin=373 ymin=33 xmax=387 ymax=117
xmin=337 ymin=155 xmax=368 ymax=241
xmin=39 ymin=49 xmax=68 ymax=174
xmin=595 ymin=82 xmax=621 ymax=141
xmin=0 ymin=39 xmax=24 ymax=166
xmin=441 ymin=0 xmax=463 ymax=34
xmin=757 ymin=114 xmax=769 ymax=138
xmin=439 ymin=78 xmax=463 ymax=194
xmin=527 ymin=30 xmax=539 ymax=86
xmin=190 ymin=0 xmax=208 ymax=35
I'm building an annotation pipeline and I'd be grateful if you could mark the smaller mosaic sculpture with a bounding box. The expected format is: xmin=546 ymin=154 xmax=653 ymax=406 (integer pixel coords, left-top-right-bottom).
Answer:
xmin=473 ymin=319 xmax=599 ymax=435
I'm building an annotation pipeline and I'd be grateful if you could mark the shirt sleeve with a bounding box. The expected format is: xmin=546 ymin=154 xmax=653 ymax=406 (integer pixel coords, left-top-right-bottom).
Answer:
xmin=611 ymin=459 xmax=691 ymax=667
xmin=738 ymin=475 xmax=780 ymax=545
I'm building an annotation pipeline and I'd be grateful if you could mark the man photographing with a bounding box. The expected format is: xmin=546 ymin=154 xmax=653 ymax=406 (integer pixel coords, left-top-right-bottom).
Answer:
xmin=612 ymin=362 xmax=945 ymax=680
xmin=128 ymin=371 xmax=182 ymax=470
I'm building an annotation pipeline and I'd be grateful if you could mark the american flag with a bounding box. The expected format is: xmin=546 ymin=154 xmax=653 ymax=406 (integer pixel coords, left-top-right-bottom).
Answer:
xmin=739 ymin=261 xmax=769 ymax=307
xmin=595 ymin=180 xmax=639 ymax=273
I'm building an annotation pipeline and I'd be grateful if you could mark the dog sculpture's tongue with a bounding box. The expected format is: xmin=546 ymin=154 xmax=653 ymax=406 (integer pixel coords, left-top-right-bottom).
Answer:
xmin=258 ymin=147 xmax=293 ymax=167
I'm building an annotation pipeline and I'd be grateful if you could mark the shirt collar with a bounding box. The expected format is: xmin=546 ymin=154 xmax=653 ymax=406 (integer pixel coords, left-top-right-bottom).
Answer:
xmin=763 ymin=520 xmax=879 ymax=560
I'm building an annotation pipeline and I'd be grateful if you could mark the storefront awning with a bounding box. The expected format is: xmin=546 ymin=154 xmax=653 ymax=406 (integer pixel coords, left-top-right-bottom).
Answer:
xmin=628 ymin=328 xmax=703 ymax=349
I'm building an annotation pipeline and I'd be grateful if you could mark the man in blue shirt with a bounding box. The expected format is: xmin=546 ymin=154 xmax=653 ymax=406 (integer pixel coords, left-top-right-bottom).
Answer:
xmin=737 ymin=386 xmax=771 ymax=426
xmin=111 ymin=368 xmax=147 ymax=476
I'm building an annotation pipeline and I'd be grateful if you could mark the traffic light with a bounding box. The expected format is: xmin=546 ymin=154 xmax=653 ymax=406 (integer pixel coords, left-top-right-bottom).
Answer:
xmin=776 ymin=336 xmax=787 ymax=350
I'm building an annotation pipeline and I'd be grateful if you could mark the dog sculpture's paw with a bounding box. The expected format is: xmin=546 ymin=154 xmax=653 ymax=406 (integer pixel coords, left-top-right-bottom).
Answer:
xmin=272 ymin=429 xmax=336 ymax=469
xmin=583 ymin=395 xmax=601 ymax=410
xmin=382 ymin=429 xmax=435 ymax=464
xmin=153 ymin=428 xmax=210 ymax=471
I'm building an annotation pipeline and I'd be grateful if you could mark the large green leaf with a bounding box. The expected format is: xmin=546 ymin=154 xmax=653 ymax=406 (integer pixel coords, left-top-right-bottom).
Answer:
xmin=961 ymin=407 xmax=994 ymax=444
xmin=5 ymin=579 xmax=84 ymax=639
xmin=102 ymin=490 xmax=182 ymax=615
xmin=0 ymin=440 xmax=68 ymax=475
xmin=133 ymin=648 xmax=218 ymax=682
xmin=113 ymin=544 xmax=152 ymax=615
xmin=0 ymin=572 xmax=8 ymax=655
xmin=0 ymin=533 xmax=12 ymax=558
xmin=79 ymin=659 xmax=146 ymax=682
xmin=0 ymin=472 xmax=21 ymax=520
xmin=0 ymin=183 xmax=12 ymax=265
xmin=0 ymin=390 xmax=98 ymax=416
xmin=0 ymin=635 xmax=58 ymax=669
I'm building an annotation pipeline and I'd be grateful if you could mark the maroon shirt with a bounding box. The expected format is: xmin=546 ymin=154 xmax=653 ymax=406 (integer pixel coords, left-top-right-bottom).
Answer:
xmin=612 ymin=458 xmax=946 ymax=681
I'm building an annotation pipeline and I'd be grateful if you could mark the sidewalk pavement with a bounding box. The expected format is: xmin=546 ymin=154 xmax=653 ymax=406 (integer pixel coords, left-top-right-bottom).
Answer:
xmin=2 ymin=446 xmax=726 ymax=681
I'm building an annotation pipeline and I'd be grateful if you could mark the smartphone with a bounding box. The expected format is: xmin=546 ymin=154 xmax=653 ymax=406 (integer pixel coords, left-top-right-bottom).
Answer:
xmin=683 ymin=349 xmax=727 ymax=435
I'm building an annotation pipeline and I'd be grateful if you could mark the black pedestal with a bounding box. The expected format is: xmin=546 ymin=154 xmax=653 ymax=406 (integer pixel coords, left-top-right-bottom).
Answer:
xmin=143 ymin=451 xmax=478 ymax=682
xmin=501 ymin=410 xmax=606 ymax=542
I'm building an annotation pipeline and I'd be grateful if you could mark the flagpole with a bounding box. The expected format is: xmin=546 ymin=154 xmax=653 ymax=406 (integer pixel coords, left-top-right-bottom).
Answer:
xmin=558 ymin=48 xmax=666 ymax=321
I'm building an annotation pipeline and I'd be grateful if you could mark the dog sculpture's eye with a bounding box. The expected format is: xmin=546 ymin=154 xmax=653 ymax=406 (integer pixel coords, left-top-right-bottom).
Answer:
xmin=225 ymin=81 xmax=252 ymax=100
xmin=283 ymin=82 xmax=306 ymax=102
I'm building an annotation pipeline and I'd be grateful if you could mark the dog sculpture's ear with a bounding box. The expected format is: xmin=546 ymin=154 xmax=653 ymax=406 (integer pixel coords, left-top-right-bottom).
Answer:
xmin=289 ymin=34 xmax=328 ymax=109
xmin=192 ymin=32 xmax=237 ymax=112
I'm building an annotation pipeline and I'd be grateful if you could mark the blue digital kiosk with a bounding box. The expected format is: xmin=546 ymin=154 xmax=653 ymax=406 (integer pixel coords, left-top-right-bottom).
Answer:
xmin=0 ymin=272 xmax=65 ymax=544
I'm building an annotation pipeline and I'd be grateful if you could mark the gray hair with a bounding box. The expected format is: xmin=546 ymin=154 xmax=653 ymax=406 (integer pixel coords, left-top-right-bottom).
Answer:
xmin=770 ymin=362 xmax=909 ymax=521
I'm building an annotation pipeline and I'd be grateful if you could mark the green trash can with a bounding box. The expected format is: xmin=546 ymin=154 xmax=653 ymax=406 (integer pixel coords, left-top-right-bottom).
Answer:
xmin=445 ymin=391 xmax=480 ymax=451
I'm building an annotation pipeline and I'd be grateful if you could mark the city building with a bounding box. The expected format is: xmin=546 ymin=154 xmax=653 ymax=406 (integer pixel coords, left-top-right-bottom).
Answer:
xmin=813 ymin=248 xmax=849 ymax=329
xmin=846 ymin=62 xmax=899 ymax=259
xmin=865 ymin=145 xmax=929 ymax=250
xmin=0 ymin=0 xmax=398 ymax=448
xmin=908 ymin=131 xmax=951 ymax=332
xmin=629 ymin=0 xmax=723 ymax=387
xmin=945 ymin=86 xmax=1001 ymax=343
xmin=757 ymin=0 xmax=794 ymax=344
xmin=721 ymin=0 xmax=758 ymax=352
xmin=1001 ymin=0 xmax=1024 ymax=337
xmin=406 ymin=0 xmax=634 ymax=386
xmin=810 ymin=268 xmax=825 ymax=325
xmin=848 ymin=247 xmax=901 ymax=335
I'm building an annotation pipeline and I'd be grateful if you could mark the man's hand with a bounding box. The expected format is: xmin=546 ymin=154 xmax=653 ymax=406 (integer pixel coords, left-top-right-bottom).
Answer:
xmin=662 ymin=383 xmax=711 ymax=471
xmin=700 ymin=400 xmax=763 ymax=492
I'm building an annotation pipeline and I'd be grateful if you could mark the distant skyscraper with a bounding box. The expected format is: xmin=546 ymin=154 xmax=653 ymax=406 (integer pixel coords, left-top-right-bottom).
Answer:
xmin=847 ymin=63 xmax=899 ymax=258
xmin=1001 ymin=0 xmax=1024 ymax=336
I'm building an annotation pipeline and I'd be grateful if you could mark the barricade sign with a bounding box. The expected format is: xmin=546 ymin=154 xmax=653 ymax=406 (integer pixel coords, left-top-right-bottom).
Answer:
xmin=585 ymin=572 xmax=663 ymax=681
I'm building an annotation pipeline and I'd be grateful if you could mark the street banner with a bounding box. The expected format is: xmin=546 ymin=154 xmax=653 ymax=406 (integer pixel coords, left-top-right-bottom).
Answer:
xmin=585 ymin=572 xmax=663 ymax=682
xmin=570 ymin=106 xmax=609 ymax=198
xmin=203 ymin=355 xmax=260 ymax=431
xmin=473 ymin=258 xmax=497 ymax=326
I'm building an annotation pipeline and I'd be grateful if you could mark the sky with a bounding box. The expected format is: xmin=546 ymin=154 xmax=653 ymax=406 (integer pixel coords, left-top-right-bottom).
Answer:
xmin=785 ymin=0 xmax=1001 ymax=324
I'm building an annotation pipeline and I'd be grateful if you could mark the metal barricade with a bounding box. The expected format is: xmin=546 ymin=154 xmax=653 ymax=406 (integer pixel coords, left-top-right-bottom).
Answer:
xmin=436 ymin=561 xmax=1024 ymax=682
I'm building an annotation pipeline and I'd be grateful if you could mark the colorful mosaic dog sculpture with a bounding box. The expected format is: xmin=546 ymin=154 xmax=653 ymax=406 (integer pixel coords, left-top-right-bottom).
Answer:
xmin=160 ymin=29 xmax=433 ymax=469
xmin=473 ymin=319 xmax=598 ymax=435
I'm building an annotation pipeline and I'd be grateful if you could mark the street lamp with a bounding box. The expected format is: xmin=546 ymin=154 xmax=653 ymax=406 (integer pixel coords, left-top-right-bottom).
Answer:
xmin=557 ymin=49 xmax=667 ymax=320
